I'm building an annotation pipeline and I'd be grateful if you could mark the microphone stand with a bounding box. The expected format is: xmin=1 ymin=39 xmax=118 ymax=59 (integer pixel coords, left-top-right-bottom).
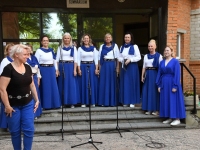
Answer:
xmin=46 ymin=45 xmax=65 ymax=139
xmin=101 ymin=43 xmax=129 ymax=137
xmin=71 ymin=65 xmax=102 ymax=150
xmin=60 ymin=47 xmax=65 ymax=140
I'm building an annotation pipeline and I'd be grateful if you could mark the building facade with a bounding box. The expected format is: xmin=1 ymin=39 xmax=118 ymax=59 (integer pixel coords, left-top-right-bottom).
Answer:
xmin=0 ymin=0 xmax=199 ymax=94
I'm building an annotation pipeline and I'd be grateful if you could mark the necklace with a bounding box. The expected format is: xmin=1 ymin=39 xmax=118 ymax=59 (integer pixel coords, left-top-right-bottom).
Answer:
xmin=12 ymin=63 xmax=25 ymax=75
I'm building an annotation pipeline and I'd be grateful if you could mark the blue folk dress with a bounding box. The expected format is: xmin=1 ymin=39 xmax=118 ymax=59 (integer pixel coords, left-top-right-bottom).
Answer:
xmin=141 ymin=52 xmax=161 ymax=112
xmin=77 ymin=46 xmax=99 ymax=105
xmin=0 ymin=56 xmax=13 ymax=128
xmin=35 ymin=48 xmax=61 ymax=109
xmin=98 ymin=43 xmax=119 ymax=106
xmin=26 ymin=55 xmax=42 ymax=118
xmin=156 ymin=58 xmax=186 ymax=119
xmin=56 ymin=46 xmax=80 ymax=105
xmin=118 ymin=44 xmax=141 ymax=105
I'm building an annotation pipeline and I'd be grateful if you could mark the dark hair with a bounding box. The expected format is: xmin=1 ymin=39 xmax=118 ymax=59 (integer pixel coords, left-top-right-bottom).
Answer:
xmin=123 ymin=32 xmax=134 ymax=45
xmin=40 ymin=35 xmax=49 ymax=42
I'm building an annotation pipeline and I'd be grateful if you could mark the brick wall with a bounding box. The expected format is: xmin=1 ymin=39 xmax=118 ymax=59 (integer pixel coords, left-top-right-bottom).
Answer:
xmin=167 ymin=0 xmax=192 ymax=93
xmin=190 ymin=0 xmax=200 ymax=95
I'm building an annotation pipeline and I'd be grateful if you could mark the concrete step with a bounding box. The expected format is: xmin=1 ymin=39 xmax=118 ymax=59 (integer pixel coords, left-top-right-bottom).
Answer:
xmin=34 ymin=114 xmax=162 ymax=127
xmin=41 ymin=106 xmax=144 ymax=117
xmin=34 ymin=122 xmax=186 ymax=134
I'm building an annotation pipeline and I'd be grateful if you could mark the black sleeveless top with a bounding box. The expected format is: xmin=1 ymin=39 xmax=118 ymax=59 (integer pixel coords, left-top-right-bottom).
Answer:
xmin=1 ymin=63 xmax=32 ymax=106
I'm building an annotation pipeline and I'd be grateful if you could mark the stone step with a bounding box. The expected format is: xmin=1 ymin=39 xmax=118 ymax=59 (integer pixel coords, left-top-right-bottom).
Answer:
xmin=34 ymin=114 xmax=162 ymax=126
xmin=41 ymin=106 xmax=143 ymax=117
xmin=34 ymin=122 xmax=186 ymax=134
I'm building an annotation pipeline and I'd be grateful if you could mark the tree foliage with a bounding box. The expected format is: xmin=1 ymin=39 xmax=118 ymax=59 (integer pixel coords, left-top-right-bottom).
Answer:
xmin=18 ymin=13 xmax=52 ymax=39
xmin=57 ymin=13 xmax=77 ymax=39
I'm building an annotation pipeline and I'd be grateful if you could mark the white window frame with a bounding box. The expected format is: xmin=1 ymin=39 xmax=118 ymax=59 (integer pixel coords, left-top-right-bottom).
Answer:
xmin=176 ymin=33 xmax=181 ymax=59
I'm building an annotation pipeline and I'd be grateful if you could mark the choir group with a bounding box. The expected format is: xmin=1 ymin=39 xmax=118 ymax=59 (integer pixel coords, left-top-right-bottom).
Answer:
xmin=0 ymin=32 xmax=186 ymax=128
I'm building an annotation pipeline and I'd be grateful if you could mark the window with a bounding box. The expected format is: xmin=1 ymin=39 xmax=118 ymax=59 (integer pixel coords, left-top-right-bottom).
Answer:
xmin=176 ymin=33 xmax=181 ymax=59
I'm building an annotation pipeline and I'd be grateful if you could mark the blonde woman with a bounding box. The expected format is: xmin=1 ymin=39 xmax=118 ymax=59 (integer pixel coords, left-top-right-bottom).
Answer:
xmin=156 ymin=45 xmax=185 ymax=126
xmin=0 ymin=44 xmax=39 ymax=150
xmin=141 ymin=40 xmax=162 ymax=115
xmin=56 ymin=32 xmax=79 ymax=108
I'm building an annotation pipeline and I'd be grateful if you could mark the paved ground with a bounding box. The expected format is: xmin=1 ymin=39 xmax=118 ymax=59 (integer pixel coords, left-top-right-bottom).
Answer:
xmin=1 ymin=128 xmax=200 ymax=150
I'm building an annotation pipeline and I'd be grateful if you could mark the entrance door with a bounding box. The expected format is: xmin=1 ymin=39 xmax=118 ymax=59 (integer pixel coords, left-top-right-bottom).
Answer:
xmin=149 ymin=7 xmax=162 ymax=53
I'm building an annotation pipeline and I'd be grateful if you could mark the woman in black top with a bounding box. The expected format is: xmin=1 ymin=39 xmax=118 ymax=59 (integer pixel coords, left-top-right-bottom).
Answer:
xmin=0 ymin=44 xmax=39 ymax=150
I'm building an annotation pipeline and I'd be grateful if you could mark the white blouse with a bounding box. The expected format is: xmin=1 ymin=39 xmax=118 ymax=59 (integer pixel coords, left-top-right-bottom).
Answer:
xmin=77 ymin=47 xmax=98 ymax=66
xmin=98 ymin=43 xmax=119 ymax=60
xmin=0 ymin=57 xmax=11 ymax=75
xmin=118 ymin=44 xmax=141 ymax=63
xmin=143 ymin=54 xmax=163 ymax=68
xmin=35 ymin=48 xmax=58 ymax=70
xmin=56 ymin=46 xmax=77 ymax=63
xmin=26 ymin=57 xmax=42 ymax=78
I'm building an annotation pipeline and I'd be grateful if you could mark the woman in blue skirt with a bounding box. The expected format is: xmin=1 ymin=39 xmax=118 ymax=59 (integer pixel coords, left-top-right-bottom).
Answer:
xmin=26 ymin=44 xmax=42 ymax=119
xmin=77 ymin=34 xmax=99 ymax=107
xmin=118 ymin=32 xmax=141 ymax=108
xmin=141 ymin=40 xmax=162 ymax=115
xmin=0 ymin=43 xmax=14 ymax=129
xmin=35 ymin=35 xmax=61 ymax=109
xmin=156 ymin=45 xmax=186 ymax=126
xmin=98 ymin=33 xmax=119 ymax=106
xmin=56 ymin=32 xmax=79 ymax=108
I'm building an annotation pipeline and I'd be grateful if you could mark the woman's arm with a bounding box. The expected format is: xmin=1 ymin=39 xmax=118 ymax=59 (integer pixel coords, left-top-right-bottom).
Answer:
xmin=141 ymin=68 xmax=146 ymax=83
xmin=0 ymin=76 xmax=15 ymax=117
xmin=30 ymin=77 xmax=39 ymax=113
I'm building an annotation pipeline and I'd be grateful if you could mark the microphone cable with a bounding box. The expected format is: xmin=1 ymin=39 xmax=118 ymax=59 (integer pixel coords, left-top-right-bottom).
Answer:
xmin=122 ymin=106 xmax=166 ymax=149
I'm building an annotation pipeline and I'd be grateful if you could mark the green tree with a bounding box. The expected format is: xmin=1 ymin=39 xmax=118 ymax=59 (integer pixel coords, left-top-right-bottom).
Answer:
xmin=18 ymin=12 xmax=52 ymax=39
xmin=57 ymin=13 xmax=77 ymax=38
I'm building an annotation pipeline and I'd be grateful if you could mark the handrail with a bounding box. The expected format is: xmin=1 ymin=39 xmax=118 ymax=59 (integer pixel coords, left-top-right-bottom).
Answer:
xmin=180 ymin=62 xmax=197 ymax=114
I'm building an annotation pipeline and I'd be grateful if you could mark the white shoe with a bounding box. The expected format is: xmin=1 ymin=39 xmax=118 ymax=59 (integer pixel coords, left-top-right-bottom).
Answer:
xmin=123 ymin=105 xmax=128 ymax=107
xmin=163 ymin=119 xmax=172 ymax=124
xmin=71 ymin=105 xmax=75 ymax=108
xmin=130 ymin=104 xmax=135 ymax=108
xmin=81 ymin=104 xmax=86 ymax=108
xmin=91 ymin=104 xmax=95 ymax=107
xmin=152 ymin=112 xmax=159 ymax=116
xmin=34 ymin=117 xmax=38 ymax=120
xmin=170 ymin=119 xmax=180 ymax=126
xmin=145 ymin=111 xmax=151 ymax=115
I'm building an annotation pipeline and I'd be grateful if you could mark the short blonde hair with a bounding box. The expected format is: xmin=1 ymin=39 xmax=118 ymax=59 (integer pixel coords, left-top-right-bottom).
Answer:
xmin=4 ymin=43 xmax=14 ymax=57
xmin=10 ymin=44 xmax=29 ymax=59
xmin=80 ymin=34 xmax=93 ymax=46
xmin=104 ymin=33 xmax=113 ymax=41
xmin=61 ymin=32 xmax=73 ymax=47
xmin=148 ymin=39 xmax=157 ymax=49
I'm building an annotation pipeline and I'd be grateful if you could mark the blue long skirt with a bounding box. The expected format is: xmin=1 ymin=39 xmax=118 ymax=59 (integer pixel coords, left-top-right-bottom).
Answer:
xmin=120 ymin=62 xmax=140 ymax=105
xmin=57 ymin=63 xmax=80 ymax=105
xmin=33 ymin=74 xmax=42 ymax=117
xmin=0 ymin=102 xmax=7 ymax=128
xmin=159 ymin=74 xmax=186 ymax=119
xmin=78 ymin=63 xmax=98 ymax=105
xmin=98 ymin=61 xmax=117 ymax=106
xmin=40 ymin=66 xmax=61 ymax=109
xmin=142 ymin=70 xmax=159 ymax=111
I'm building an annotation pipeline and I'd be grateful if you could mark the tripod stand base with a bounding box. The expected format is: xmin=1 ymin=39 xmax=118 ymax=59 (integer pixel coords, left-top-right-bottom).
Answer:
xmin=101 ymin=126 xmax=130 ymax=137
xmin=71 ymin=137 xmax=102 ymax=150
